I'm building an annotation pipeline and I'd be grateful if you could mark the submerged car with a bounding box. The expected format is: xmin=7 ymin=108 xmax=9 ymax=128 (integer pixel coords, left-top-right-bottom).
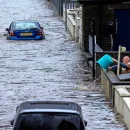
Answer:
xmin=10 ymin=101 xmax=87 ymax=130
xmin=5 ymin=20 xmax=45 ymax=40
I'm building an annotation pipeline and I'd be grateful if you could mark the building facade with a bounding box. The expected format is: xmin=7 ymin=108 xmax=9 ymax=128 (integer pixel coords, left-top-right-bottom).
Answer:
xmin=78 ymin=0 xmax=130 ymax=52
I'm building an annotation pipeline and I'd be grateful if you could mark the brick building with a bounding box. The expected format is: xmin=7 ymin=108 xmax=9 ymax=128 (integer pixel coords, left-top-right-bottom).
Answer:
xmin=78 ymin=0 xmax=130 ymax=52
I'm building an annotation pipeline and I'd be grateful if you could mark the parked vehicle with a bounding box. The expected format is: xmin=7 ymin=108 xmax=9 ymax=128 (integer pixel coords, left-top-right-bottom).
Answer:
xmin=10 ymin=101 xmax=87 ymax=130
xmin=5 ymin=20 xmax=45 ymax=40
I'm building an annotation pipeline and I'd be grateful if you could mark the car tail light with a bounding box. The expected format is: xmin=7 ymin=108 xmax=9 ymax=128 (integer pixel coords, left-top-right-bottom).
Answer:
xmin=10 ymin=31 xmax=15 ymax=36
xmin=37 ymin=31 xmax=43 ymax=36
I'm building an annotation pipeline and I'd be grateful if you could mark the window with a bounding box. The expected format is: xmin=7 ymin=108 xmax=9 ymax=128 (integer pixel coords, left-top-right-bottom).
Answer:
xmin=13 ymin=22 xmax=39 ymax=30
xmin=15 ymin=113 xmax=85 ymax=130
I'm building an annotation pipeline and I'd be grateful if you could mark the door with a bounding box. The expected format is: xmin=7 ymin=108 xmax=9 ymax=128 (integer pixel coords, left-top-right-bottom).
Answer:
xmin=114 ymin=9 xmax=130 ymax=51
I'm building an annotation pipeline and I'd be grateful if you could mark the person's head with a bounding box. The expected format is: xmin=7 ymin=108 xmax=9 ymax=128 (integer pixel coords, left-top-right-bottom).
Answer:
xmin=122 ymin=56 xmax=130 ymax=64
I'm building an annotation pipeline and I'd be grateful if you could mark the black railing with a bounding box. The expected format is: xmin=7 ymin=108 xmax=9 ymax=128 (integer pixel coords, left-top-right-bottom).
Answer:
xmin=89 ymin=35 xmax=103 ymax=55
xmin=90 ymin=17 xmax=103 ymax=80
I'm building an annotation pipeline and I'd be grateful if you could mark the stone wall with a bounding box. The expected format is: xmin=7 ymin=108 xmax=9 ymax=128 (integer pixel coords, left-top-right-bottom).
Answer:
xmin=81 ymin=4 xmax=130 ymax=52
xmin=101 ymin=70 xmax=130 ymax=130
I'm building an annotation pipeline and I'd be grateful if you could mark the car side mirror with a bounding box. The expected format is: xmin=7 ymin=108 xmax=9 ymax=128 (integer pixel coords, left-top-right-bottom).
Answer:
xmin=84 ymin=120 xmax=87 ymax=126
xmin=10 ymin=119 xmax=14 ymax=126
xmin=5 ymin=28 xmax=9 ymax=31
xmin=40 ymin=27 xmax=43 ymax=30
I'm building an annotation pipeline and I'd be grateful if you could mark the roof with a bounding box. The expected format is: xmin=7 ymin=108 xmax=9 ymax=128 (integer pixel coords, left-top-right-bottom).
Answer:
xmin=77 ymin=0 xmax=130 ymax=4
xmin=17 ymin=101 xmax=82 ymax=114
xmin=12 ymin=20 xmax=38 ymax=23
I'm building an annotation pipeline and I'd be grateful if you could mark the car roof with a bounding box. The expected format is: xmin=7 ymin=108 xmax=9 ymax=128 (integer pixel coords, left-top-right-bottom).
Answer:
xmin=17 ymin=101 xmax=82 ymax=115
xmin=12 ymin=20 xmax=39 ymax=23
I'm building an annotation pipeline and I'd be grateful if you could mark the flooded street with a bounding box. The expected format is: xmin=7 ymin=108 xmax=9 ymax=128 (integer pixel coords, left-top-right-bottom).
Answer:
xmin=0 ymin=0 xmax=127 ymax=130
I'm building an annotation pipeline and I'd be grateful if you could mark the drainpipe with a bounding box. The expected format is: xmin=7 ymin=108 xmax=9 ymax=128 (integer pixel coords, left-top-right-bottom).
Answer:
xmin=92 ymin=17 xmax=96 ymax=80
xmin=65 ymin=0 xmax=67 ymax=31
xmin=59 ymin=0 xmax=61 ymax=16
xmin=99 ymin=4 xmax=102 ymax=47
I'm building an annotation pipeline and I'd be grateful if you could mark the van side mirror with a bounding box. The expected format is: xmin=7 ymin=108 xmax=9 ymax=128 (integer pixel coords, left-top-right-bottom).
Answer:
xmin=84 ymin=120 xmax=87 ymax=126
xmin=5 ymin=28 xmax=9 ymax=31
xmin=10 ymin=119 xmax=14 ymax=126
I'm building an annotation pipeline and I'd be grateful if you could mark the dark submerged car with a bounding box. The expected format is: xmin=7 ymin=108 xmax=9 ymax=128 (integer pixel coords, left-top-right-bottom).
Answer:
xmin=10 ymin=101 xmax=87 ymax=130
xmin=5 ymin=20 xmax=45 ymax=40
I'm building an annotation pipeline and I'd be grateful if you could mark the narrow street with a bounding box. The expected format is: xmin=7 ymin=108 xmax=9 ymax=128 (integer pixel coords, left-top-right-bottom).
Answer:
xmin=0 ymin=0 xmax=126 ymax=130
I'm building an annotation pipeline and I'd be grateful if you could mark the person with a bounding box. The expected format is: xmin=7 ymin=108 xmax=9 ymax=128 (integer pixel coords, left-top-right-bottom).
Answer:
xmin=58 ymin=120 xmax=78 ymax=130
xmin=108 ymin=56 xmax=130 ymax=74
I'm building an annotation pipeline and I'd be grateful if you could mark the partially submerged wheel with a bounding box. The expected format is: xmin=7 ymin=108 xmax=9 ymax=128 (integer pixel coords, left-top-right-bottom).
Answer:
xmin=7 ymin=35 xmax=10 ymax=40
xmin=7 ymin=37 xmax=10 ymax=40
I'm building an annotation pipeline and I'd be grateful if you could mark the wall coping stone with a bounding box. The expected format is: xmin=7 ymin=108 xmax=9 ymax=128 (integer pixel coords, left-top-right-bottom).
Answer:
xmin=123 ymin=97 xmax=130 ymax=110
xmin=115 ymin=86 xmax=130 ymax=97
xmin=104 ymin=71 xmax=130 ymax=85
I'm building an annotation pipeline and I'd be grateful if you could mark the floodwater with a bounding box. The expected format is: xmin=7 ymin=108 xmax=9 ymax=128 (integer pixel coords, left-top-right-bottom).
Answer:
xmin=0 ymin=0 xmax=127 ymax=130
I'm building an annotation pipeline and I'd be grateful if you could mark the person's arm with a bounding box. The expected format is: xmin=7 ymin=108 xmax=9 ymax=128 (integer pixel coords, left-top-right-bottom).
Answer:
xmin=112 ymin=57 xmax=129 ymax=68
xmin=126 ymin=63 xmax=130 ymax=69
xmin=108 ymin=65 xmax=117 ymax=70
xmin=120 ymin=62 xmax=128 ymax=68
xmin=112 ymin=58 xmax=118 ymax=63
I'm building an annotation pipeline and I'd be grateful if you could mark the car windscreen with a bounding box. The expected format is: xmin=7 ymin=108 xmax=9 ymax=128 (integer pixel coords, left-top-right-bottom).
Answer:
xmin=15 ymin=113 xmax=85 ymax=130
xmin=13 ymin=22 xmax=39 ymax=30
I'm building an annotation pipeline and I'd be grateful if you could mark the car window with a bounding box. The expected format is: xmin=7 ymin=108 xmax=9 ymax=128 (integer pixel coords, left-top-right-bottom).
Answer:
xmin=13 ymin=22 xmax=39 ymax=30
xmin=15 ymin=113 xmax=85 ymax=130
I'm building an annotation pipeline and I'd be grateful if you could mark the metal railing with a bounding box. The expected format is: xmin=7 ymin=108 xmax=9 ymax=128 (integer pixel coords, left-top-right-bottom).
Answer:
xmin=110 ymin=34 xmax=113 ymax=51
xmin=89 ymin=35 xmax=103 ymax=55
xmin=63 ymin=1 xmax=80 ymax=9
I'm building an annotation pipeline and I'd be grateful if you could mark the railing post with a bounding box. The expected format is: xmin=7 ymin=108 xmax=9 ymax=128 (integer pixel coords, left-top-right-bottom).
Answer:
xmin=59 ymin=0 xmax=61 ymax=16
xmin=91 ymin=17 xmax=96 ymax=80
xmin=61 ymin=0 xmax=63 ymax=17
xmin=65 ymin=0 xmax=67 ymax=31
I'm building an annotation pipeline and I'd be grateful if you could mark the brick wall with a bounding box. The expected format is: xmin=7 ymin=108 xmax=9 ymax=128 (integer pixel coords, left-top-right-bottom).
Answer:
xmin=82 ymin=4 xmax=114 ymax=51
xmin=82 ymin=4 xmax=100 ymax=51
xmin=82 ymin=4 xmax=130 ymax=52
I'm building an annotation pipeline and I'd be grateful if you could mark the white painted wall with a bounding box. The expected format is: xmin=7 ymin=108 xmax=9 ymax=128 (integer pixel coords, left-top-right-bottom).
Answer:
xmin=114 ymin=86 xmax=130 ymax=116
xmin=123 ymin=98 xmax=130 ymax=130
xmin=63 ymin=7 xmax=82 ymax=40
xmin=101 ymin=70 xmax=130 ymax=130
xmin=67 ymin=15 xmax=76 ymax=39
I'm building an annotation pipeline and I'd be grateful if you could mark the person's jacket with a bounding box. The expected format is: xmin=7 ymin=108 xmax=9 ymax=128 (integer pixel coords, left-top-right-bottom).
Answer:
xmin=122 ymin=62 xmax=130 ymax=74
xmin=111 ymin=62 xmax=130 ymax=74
